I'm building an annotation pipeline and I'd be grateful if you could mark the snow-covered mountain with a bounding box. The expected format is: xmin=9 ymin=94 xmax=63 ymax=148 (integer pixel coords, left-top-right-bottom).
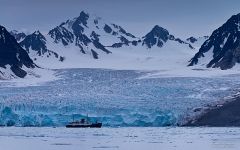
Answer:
xmin=48 ymin=11 xmax=137 ymax=56
xmin=189 ymin=13 xmax=240 ymax=69
xmin=142 ymin=25 xmax=193 ymax=49
xmin=12 ymin=11 xmax=195 ymax=70
xmin=186 ymin=36 xmax=209 ymax=50
xmin=20 ymin=31 xmax=64 ymax=62
xmin=10 ymin=30 xmax=26 ymax=42
xmin=0 ymin=25 xmax=35 ymax=79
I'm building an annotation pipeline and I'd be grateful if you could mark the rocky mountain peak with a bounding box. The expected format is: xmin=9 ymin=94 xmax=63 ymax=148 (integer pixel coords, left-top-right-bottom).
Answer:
xmin=142 ymin=25 xmax=171 ymax=48
xmin=10 ymin=30 xmax=26 ymax=42
xmin=75 ymin=11 xmax=90 ymax=27
xmin=0 ymin=25 xmax=35 ymax=78
xmin=189 ymin=13 xmax=240 ymax=69
xmin=20 ymin=31 xmax=47 ymax=55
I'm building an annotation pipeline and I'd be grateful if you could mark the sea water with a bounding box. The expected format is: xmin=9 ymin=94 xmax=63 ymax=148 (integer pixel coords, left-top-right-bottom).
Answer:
xmin=0 ymin=127 xmax=240 ymax=150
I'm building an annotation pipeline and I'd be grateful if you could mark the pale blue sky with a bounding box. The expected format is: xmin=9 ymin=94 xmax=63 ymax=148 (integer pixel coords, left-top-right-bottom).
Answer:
xmin=0 ymin=0 xmax=239 ymax=38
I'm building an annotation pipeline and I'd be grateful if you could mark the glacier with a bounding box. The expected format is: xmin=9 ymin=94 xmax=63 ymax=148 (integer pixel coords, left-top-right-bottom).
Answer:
xmin=0 ymin=68 xmax=239 ymax=127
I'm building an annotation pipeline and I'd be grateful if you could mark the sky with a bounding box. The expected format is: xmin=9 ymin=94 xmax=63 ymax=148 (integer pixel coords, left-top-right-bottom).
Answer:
xmin=0 ymin=0 xmax=239 ymax=39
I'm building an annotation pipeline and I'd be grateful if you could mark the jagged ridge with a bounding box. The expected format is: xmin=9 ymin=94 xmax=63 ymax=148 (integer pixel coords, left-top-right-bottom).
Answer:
xmin=189 ymin=13 xmax=240 ymax=69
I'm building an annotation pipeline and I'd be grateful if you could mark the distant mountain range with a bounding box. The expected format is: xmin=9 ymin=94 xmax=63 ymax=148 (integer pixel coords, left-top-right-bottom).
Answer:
xmin=1 ymin=11 xmax=240 ymax=79
xmin=8 ymin=11 xmax=196 ymax=70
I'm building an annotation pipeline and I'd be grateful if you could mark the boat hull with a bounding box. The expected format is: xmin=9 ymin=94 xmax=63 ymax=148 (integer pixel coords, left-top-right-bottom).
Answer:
xmin=66 ymin=123 xmax=102 ymax=128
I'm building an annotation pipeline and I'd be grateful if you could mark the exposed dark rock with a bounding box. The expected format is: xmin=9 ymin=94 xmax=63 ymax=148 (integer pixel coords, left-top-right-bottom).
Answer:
xmin=91 ymin=49 xmax=99 ymax=59
xmin=48 ymin=26 xmax=74 ymax=46
xmin=0 ymin=25 xmax=35 ymax=78
xmin=59 ymin=56 xmax=65 ymax=62
xmin=104 ymin=24 xmax=112 ymax=34
xmin=112 ymin=24 xmax=136 ymax=38
xmin=187 ymin=37 xmax=198 ymax=43
xmin=120 ymin=36 xmax=130 ymax=45
xmin=142 ymin=25 xmax=170 ymax=48
xmin=10 ymin=30 xmax=26 ymax=42
xmin=185 ymin=98 xmax=240 ymax=127
xmin=92 ymin=40 xmax=111 ymax=54
xmin=90 ymin=31 xmax=100 ymax=41
xmin=189 ymin=13 xmax=240 ymax=69
xmin=111 ymin=43 xmax=124 ymax=48
xmin=132 ymin=40 xmax=138 ymax=46
xmin=20 ymin=31 xmax=47 ymax=55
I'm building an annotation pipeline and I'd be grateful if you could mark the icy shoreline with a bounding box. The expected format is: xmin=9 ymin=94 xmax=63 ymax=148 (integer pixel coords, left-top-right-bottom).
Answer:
xmin=1 ymin=127 xmax=240 ymax=150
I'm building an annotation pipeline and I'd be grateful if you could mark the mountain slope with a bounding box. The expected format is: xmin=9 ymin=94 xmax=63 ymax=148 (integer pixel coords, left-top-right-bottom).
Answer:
xmin=21 ymin=31 xmax=47 ymax=55
xmin=10 ymin=30 xmax=26 ymax=42
xmin=0 ymin=25 xmax=35 ymax=78
xmin=186 ymin=36 xmax=209 ymax=50
xmin=20 ymin=31 xmax=64 ymax=62
xmin=47 ymin=11 xmax=138 ymax=57
xmin=142 ymin=25 xmax=193 ymax=49
xmin=189 ymin=13 xmax=240 ymax=69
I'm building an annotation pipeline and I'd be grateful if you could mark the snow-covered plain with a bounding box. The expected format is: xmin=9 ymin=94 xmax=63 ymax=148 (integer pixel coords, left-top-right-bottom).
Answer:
xmin=0 ymin=68 xmax=58 ymax=87
xmin=0 ymin=68 xmax=240 ymax=127
xmin=39 ymin=36 xmax=197 ymax=71
xmin=1 ymin=127 xmax=240 ymax=150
